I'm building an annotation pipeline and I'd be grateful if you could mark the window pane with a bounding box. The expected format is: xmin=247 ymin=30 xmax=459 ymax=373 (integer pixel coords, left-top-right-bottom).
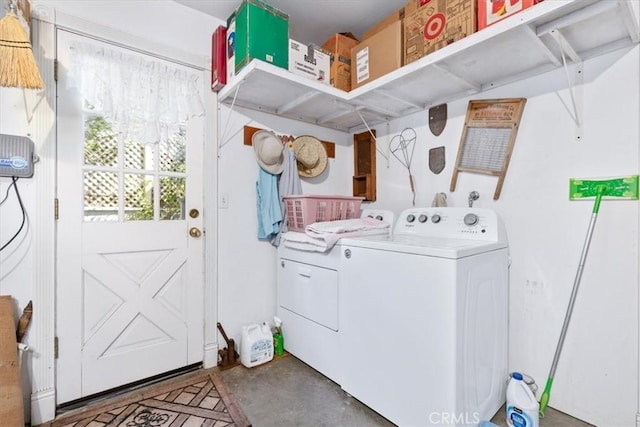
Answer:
xmin=84 ymin=171 xmax=118 ymax=221
xmin=124 ymin=139 xmax=153 ymax=171
xmin=160 ymin=131 xmax=186 ymax=173
xmin=160 ymin=177 xmax=185 ymax=220
xmin=84 ymin=116 xmax=118 ymax=167
xmin=124 ymin=173 xmax=154 ymax=221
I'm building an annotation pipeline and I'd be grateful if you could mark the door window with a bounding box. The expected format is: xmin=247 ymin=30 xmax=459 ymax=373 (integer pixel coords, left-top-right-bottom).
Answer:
xmin=83 ymin=112 xmax=187 ymax=222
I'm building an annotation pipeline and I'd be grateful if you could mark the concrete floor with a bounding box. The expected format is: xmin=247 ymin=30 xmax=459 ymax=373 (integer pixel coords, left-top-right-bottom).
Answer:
xmin=219 ymin=354 xmax=593 ymax=427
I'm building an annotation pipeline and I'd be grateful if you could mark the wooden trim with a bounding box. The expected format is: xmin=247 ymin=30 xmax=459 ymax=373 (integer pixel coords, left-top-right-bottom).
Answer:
xmin=31 ymin=15 xmax=57 ymax=425
xmin=243 ymin=125 xmax=335 ymax=158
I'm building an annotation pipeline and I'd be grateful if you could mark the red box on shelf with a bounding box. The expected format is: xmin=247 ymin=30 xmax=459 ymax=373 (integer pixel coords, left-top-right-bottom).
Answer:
xmin=478 ymin=0 xmax=543 ymax=30
xmin=211 ymin=25 xmax=227 ymax=92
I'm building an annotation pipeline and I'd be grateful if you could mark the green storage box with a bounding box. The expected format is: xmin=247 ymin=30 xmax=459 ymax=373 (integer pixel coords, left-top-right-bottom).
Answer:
xmin=232 ymin=0 xmax=289 ymax=73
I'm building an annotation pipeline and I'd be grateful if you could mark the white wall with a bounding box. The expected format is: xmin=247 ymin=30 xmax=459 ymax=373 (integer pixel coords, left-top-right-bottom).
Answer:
xmin=0 ymin=92 xmax=35 ymax=311
xmin=0 ymin=1 xmax=637 ymax=425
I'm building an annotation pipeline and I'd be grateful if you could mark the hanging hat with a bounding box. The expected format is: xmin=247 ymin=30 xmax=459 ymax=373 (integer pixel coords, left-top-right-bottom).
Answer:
xmin=253 ymin=130 xmax=284 ymax=174
xmin=292 ymin=135 xmax=327 ymax=178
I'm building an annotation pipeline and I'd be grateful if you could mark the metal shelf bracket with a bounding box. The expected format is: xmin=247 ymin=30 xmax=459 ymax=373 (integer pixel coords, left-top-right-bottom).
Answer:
xmin=550 ymin=28 xmax=583 ymax=142
xmin=356 ymin=111 xmax=389 ymax=161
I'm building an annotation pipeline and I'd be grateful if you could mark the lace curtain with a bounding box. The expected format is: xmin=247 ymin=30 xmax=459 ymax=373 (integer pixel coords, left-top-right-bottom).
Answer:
xmin=68 ymin=42 xmax=205 ymax=145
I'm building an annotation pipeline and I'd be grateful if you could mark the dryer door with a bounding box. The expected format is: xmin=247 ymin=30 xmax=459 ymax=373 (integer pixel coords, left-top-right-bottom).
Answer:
xmin=278 ymin=260 xmax=338 ymax=331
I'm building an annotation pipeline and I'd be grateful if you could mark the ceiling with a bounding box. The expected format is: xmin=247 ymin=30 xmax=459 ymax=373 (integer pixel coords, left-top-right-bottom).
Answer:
xmin=171 ymin=0 xmax=407 ymax=45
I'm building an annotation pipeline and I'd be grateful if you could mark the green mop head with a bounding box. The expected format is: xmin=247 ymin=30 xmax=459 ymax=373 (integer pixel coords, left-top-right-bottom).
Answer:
xmin=570 ymin=175 xmax=639 ymax=200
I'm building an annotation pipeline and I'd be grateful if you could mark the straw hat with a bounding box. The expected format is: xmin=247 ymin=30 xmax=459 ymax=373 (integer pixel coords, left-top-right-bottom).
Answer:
xmin=293 ymin=135 xmax=327 ymax=178
xmin=253 ymin=130 xmax=284 ymax=174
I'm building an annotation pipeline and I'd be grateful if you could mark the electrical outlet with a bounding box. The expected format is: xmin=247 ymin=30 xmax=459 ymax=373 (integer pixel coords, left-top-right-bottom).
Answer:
xmin=219 ymin=192 xmax=229 ymax=209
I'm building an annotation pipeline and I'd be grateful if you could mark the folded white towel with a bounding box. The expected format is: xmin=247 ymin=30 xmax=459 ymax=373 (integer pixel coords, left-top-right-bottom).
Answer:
xmin=305 ymin=217 xmax=389 ymax=235
xmin=282 ymin=227 xmax=389 ymax=253
xmin=282 ymin=231 xmax=333 ymax=252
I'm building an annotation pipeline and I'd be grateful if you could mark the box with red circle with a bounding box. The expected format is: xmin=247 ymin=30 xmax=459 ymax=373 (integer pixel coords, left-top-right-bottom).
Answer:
xmin=404 ymin=0 xmax=477 ymax=66
xmin=478 ymin=0 xmax=543 ymax=30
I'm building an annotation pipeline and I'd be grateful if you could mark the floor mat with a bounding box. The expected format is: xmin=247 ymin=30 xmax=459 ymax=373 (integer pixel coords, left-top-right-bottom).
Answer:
xmin=46 ymin=368 xmax=251 ymax=427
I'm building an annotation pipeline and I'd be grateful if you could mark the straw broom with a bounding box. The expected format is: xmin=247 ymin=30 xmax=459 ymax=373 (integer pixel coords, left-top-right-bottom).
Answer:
xmin=0 ymin=2 xmax=44 ymax=89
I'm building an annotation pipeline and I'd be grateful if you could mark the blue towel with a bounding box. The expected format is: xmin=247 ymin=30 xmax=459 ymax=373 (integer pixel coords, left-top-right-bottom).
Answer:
xmin=256 ymin=166 xmax=283 ymax=243
xmin=272 ymin=148 xmax=303 ymax=246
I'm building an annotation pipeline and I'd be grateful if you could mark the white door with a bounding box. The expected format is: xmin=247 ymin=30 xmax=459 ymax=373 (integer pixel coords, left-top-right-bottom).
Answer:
xmin=56 ymin=30 xmax=205 ymax=404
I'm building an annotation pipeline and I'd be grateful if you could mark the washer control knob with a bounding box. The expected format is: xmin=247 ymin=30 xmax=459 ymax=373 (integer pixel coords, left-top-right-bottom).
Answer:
xmin=418 ymin=214 xmax=428 ymax=223
xmin=406 ymin=214 xmax=416 ymax=223
xmin=344 ymin=249 xmax=352 ymax=259
xmin=376 ymin=215 xmax=384 ymax=221
xmin=464 ymin=213 xmax=479 ymax=226
xmin=431 ymin=214 xmax=441 ymax=223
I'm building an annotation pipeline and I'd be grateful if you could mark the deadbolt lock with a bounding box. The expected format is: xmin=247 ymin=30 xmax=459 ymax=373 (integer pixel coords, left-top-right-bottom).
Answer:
xmin=189 ymin=209 xmax=200 ymax=218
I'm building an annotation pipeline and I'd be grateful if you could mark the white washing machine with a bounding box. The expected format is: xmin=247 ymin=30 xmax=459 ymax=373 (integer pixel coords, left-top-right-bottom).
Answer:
xmin=277 ymin=209 xmax=394 ymax=384
xmin=339 ymin=207 xmax=509 ymax=427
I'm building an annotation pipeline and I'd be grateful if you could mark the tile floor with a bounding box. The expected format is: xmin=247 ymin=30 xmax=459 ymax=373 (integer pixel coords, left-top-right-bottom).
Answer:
xmin=219 ymin=354 xmax=594 ymax=427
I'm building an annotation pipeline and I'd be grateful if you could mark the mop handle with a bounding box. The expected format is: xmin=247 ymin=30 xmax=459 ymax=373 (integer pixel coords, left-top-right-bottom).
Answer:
xmin=539 ymin=189 xmax=604 ymax=416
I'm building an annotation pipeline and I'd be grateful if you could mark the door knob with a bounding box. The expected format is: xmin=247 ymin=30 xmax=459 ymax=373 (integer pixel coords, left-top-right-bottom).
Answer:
xmin=189 ymin=227 xmax=202 ymax=238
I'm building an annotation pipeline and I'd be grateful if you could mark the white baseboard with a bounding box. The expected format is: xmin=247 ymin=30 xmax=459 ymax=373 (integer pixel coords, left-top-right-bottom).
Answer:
xmin=31 ymin=388 xmax=56 ymax=425
xmin=203 ymin=343 xmax=219 ymax=369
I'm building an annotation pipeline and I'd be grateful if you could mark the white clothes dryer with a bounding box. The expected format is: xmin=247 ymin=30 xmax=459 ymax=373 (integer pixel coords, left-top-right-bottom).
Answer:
xmin=277 ymin=209 xmax=395 ymax=384
xmin=339 ymin=207 xmax=509 ymax=427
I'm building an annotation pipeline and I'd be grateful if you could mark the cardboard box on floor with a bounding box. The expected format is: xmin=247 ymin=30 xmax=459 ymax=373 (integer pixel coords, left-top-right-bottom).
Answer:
xmin=361 ymin=0 xmax=425 ymax=40
xmin=0 ymin=295 xmax=24 ymax=427
xmin=478 ymin=0 xmax=543 ymax=30
xmin=351 ymin=20 xmax=403 ymax=91
xmin=404 ymin=0 xmax=476 ymax=66
xmin=321 ymin=32 xmax=359 ymax=92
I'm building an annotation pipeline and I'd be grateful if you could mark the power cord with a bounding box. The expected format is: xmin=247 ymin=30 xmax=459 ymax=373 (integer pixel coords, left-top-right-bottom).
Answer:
xmin=0 ymin=177 xmax=27 ymax=252
xmin=0 ymin=178 xmax=17 ymax=206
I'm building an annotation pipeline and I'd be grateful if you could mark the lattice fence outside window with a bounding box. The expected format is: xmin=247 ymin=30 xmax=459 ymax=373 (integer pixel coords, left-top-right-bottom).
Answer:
xmin=83 ymin=114 xmax=187 ymax=222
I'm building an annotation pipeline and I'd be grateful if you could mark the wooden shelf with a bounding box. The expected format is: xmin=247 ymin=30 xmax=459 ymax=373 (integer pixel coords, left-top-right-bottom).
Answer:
xmin=218 ymin=0 xmax=639 ymax=132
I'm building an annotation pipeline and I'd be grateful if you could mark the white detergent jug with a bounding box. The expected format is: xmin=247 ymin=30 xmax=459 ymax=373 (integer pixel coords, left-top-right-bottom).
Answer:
xmin=506 ymin=372 xmax=539 ymax=427
xmin=240 ymin=323 xmax=273 ymax=368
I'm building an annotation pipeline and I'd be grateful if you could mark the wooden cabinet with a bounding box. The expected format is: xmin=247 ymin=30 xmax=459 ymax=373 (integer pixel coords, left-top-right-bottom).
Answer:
xmin=353 ymin=130 xmax=376 ymax=201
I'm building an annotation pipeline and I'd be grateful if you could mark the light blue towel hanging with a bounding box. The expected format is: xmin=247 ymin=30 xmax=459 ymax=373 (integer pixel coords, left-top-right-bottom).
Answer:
xmin=256 ymin=166 xmax=283 ymax=242
xmin=272 ymin=148 xmax=302 ymax=246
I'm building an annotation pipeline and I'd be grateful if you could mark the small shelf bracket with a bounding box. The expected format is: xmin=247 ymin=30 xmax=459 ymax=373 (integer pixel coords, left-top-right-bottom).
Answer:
xmin=218 ymin=85 xmax=241 ymax=154
xmin=550 ymin=28 xmax=583 ymax=142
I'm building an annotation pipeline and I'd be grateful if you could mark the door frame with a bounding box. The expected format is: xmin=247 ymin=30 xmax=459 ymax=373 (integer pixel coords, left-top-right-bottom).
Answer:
xmin=28 ymin=6 xmax=219 ymax=423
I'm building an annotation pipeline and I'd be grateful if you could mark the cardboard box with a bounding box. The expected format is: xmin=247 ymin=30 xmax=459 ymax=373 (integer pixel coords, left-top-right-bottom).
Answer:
xmin=0 ymin=296 xmax=24 ymax=427
xmin=351 ymin=20 xmax=403 ymax=91
xmin=478 ymin=0 xmax=543 ymax=30
xmin=211 ymin=25 xmax=227 ymax=92
xmin=288 ymin=39 xmax=331 ymax=85
xmin=361 ymin=0 xmax=427 ymax=40
xmin=321 ymin=32 xmax=359 ymax=92
xmin=231 ymin=0 xmax=289 ymax=74
xmin=404 ymin=0 xmax=476 ymax=66
xmin=226 ymin=12 xmax=236 ymax=83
